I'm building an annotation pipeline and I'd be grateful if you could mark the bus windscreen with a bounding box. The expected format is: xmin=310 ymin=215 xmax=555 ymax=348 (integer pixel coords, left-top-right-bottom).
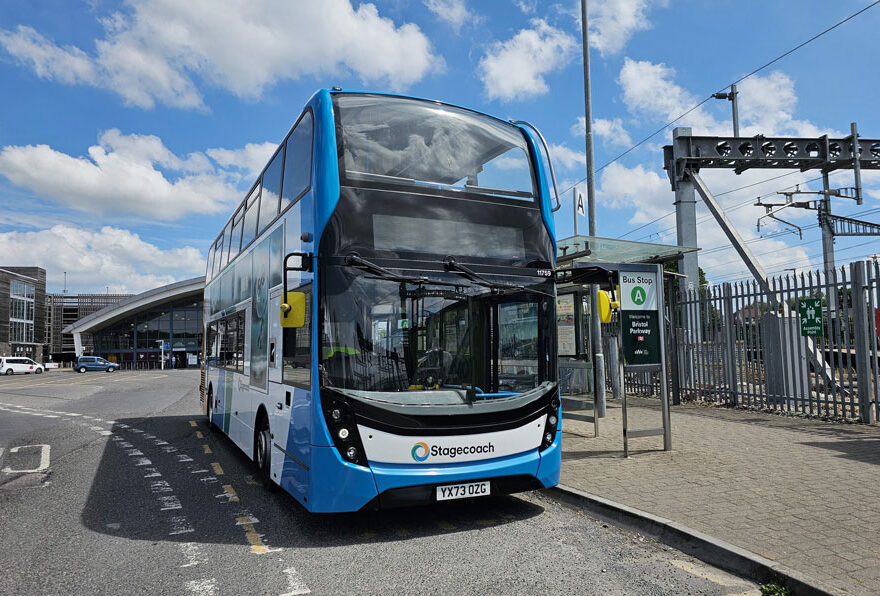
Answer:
xmin=335 ymin=94 xmax=535 ymax=200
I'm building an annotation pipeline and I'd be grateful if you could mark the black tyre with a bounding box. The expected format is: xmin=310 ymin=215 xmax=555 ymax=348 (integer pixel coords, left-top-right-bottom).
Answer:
xmin=206 ymin=387 xmax=216 ymax=430
xmin=254 ymin=419 xmax=273 ymax=486
xmin=77 ymin=366 xmax=87 ymax=373
xmin=106 ymin=367 xmax=116 ymax=373
xmin=35 ymin=368 xmax=42 ymax=374
xmin=4 ymin=369 xmax=12 ymax=375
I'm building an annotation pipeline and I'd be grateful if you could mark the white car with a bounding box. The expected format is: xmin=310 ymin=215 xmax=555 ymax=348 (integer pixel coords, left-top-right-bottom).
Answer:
xmin=1 ymin=357 xmax=44 ymax=375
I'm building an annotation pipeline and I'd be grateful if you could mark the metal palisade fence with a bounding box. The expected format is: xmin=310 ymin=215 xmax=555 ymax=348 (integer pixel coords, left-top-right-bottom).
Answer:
xmin=654 ymin=259 xmax=880 ymax=423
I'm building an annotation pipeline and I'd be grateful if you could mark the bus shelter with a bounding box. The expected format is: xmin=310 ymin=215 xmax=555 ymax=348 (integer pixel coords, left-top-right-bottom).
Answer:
xmin=555 ymin=235 xmax=698 ymax=451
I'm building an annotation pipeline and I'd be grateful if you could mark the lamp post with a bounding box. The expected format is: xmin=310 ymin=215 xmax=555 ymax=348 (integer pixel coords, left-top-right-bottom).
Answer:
xmin=712 ymin=84 xmax=740 ymax=137
xmin=155 ymin=339 xmax=165 ymax=370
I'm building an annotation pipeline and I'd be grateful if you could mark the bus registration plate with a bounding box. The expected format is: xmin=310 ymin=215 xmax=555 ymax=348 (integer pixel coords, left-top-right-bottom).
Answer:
xmin=436 ymin=481 xmax=490 ymax=501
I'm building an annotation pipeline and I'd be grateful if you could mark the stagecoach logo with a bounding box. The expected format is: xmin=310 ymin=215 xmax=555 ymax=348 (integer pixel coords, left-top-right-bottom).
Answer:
xmin=410 ymin=440 xmax=495 ymax=462
xmin=411 ymin=442 xmax=430 ymax=462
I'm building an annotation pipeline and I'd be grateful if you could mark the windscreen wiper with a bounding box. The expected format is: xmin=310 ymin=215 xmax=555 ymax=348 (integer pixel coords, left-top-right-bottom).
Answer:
xmin=442 ymin=257 xmax=553 ymax=298
xmin=343 ymin=254 xmax=452 ymax=286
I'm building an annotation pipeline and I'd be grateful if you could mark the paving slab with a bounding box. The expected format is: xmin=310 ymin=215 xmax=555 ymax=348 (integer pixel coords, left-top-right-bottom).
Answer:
xmin=560 ymin=396 xmax=880 ymax=595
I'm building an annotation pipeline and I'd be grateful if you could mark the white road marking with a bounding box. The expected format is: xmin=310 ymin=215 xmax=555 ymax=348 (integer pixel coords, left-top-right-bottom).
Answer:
xmin=99 ymin=430 xmax=113 ymax=436
xmin=177 ymin=454 xmax=194 ymax=462
xmin=184 ymin=578 xmax=217 ymax=596
xmin=150 ymin=480 xmax=173 ymax=493
xmin=190 ymin=469 xmax=209 ymax=474
xmin=125 ymin=449 xmax=145 ymax=457
xmin=168 ymin=516 xmax=195 ymax=536
xmin=178 ymin=542 xmax=205 ymax=568
xmin=199 ymin=476 xmax=219 ymax=484
xmin=1 ymin=444 xmax=50 ymax=473
xmin=157 ymin=495 xmax=182 ymax=511
xmin=118 ymin=442 xmax=133 ymax=448
xmin=105 ymin=523 xmax=121 ymax=531
xmin=280 ymin=567 xmax=311 ymax=596
xmin=133 ymin=458 xmax=153 ymax=467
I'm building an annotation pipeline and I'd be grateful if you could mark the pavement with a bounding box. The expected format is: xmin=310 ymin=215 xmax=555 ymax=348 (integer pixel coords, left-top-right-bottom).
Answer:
xmin=0 ymin=370 xmax=760 ymax=595
xmin=560 ymin=395 xmax=880 ymax=595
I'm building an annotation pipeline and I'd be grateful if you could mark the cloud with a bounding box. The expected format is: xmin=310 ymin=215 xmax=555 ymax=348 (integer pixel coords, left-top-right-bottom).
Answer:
xmin=549 ymin=143 xmax=586 ymax=171
xmin=618 ymin=58 xmax=842 ymax=138
xmin=572 ymin=116 xmax=633 ymax=148
xmin=0 ymin=0 xmax=441 ymax=109
xmin=423 ymin=0 xmax=480 ymax=33
xmin=0 ymin=225 xmax=204 ymax=293
xmin=589 ymin=0 xmax=663 ymax=56
xmin=0 ymin=130 xmax=257 ymax=220
xmin=477 ymin=19 xmax=577 ymax=102
xmin=513 ymin=0 xmax=538 ymax=13
xmin=205 ymin=143 xmax=277 ymax=180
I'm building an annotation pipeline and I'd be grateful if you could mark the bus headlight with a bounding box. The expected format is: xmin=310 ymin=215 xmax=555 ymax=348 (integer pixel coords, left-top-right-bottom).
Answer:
xmin=322 ymin=395 xmax=368 ymax=467
xmin=540 ymin=393 xmax=561 ymax=451
xmin=338 ymin=427 xmax=350 ymax=440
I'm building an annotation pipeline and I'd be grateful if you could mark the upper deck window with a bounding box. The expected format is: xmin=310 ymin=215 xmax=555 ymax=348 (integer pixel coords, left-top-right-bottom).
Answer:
xmin=334 ymin=94 xmax=535 ymax=202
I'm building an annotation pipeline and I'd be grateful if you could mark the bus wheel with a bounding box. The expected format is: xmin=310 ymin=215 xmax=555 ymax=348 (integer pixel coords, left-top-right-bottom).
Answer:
xmin=206 ymin=386 xmax=216 ymax=430
xmin=254 ymin=416 xmax=273 ymax=487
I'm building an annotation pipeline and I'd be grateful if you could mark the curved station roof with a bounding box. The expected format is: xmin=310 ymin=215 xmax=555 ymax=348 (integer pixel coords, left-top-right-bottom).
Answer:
xmin=63 ymin=276 xmax=205 ymax=336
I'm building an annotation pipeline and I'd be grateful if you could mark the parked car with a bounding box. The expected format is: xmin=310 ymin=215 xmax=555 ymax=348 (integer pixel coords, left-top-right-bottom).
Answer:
xmin=1 ymin=357 xmax=44 ymax=375
xmin=76 ymin=356 xmax=117 ymax=373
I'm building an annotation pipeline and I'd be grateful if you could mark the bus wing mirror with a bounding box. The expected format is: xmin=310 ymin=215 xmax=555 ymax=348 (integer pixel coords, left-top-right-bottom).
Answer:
xmin=281 ymin=292 xmax=306 ymax=328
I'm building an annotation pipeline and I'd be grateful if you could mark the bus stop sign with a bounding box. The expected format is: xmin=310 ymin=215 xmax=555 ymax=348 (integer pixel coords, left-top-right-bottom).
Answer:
xmin=620 ymin=271 xmax=661 ymax=366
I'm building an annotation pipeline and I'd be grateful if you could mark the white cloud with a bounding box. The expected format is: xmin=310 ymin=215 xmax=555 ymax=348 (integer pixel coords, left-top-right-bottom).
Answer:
xmin=0 ymin=130 xmax=255 ymax=220
xmin=423 ymin=0 xmax=480 ymax=33
xmin=589 ymin=0 xmax=662 ymax=56
xmin=549 ymin=143 xmax=586 ymax=171
xmin=0 ymin=0 xmax=441 ymax=109
xmin=206 ymin=143 xmax=277 ymax=180
xmin=572 ymin=116 xmax=633 ymax=148
xmin=618 ymin=58 xmax=842 ymax=138
xmin=513 ymin=0 xmax=538 ymax=13
xmin=0 ymin=225 xmax=204 ymax=293
xmin=477 ymin=19 xmax=577 ymax=102
xmin=556 ymin=0 xmax=664 ymax=55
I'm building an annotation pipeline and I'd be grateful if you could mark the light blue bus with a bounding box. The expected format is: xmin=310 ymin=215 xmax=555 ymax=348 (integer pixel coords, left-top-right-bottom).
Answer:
xmin=201 ymin=90 xmax=561 ymax=512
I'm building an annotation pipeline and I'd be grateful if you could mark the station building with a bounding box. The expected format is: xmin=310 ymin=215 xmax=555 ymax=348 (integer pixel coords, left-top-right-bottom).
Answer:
xmin=63 ymin=277 xmax=205 ymax=369
xmin=0 ymin=266 xmax=47 ymax=359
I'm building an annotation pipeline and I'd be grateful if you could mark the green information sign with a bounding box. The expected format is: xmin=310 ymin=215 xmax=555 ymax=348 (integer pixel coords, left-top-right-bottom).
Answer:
xmin=798 ymin=298 xmax=823 ymax=336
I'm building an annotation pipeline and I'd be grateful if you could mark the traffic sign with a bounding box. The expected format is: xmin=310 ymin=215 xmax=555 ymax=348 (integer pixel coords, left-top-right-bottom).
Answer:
xmin=575 ymin=191 xmax=585 ymax=216
xmin=798 ymin=298 xmax=823 ymax=337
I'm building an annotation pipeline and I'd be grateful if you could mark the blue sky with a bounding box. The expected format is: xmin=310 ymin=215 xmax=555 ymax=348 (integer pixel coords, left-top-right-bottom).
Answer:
xmin=1 ymin=0 xmax=879 ymax=293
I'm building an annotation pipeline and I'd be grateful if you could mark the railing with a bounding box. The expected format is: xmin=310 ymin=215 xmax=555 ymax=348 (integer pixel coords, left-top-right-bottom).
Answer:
xmin=661 ymin=260 xmax=879 ymax=422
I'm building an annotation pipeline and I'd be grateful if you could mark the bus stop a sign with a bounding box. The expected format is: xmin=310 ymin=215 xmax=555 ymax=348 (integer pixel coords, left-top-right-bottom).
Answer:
xmin=620 ymin=271 xmax=661 ymax=366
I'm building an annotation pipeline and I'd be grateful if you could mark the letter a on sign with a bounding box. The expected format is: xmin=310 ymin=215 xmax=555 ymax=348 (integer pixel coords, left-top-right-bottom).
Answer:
xmin=576 ymin=192 xmax=586 ymax=216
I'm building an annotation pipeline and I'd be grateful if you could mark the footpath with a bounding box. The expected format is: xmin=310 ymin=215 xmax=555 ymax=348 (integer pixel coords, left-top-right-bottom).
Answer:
xmin=559 ymin=397 xmax=880 ymax=595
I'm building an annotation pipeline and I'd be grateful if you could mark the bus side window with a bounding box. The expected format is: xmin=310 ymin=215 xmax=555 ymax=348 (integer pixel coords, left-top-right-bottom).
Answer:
xmin=282 ymin=284 xmax=311 ymax=388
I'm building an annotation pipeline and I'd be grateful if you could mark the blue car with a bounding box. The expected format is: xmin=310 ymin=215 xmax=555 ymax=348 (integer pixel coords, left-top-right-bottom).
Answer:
xmin=76 ymin=356 xmax=117 ymax=373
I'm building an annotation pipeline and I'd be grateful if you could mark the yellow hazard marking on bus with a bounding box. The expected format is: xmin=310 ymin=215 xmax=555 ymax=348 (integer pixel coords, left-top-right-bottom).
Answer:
xmin=222 ymin=485 xmax=239 ymax=503
xmin=236 ymin=516 xmax=268 ymax=554
xmin=211 ymin=462 xmax=224 ymax=475
xmin=195 ymin=431 xmax=204 ymax=439
xmin=189 ymin=420 xmax=197 ymax=427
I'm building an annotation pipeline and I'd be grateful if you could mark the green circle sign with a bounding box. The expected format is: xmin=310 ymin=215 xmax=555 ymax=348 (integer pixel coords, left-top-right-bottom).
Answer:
xmin=631 ymin=286 xmax=646 ymax=306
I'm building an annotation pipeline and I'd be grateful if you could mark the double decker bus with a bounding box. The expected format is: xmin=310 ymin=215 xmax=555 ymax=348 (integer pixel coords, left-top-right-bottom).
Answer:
xmin=202 ymin=90 xmax=561 ymax=512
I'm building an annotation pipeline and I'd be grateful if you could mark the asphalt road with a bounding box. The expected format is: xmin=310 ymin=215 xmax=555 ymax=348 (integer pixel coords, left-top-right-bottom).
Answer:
xmin=0 ymin=369 xmax=759 ymax=595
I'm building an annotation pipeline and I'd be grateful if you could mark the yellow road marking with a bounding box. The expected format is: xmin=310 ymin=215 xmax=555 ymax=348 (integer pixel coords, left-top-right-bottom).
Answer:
xmin=202 ymin=444 xmax=212 ymax=454
xmin=195 ymin=431 xmax=204 ymax=439
xmin=211 ymin=462 xmax=224 ymax=475
xmin=222 ymin=485 xmax=239 ymax=502
xmin=236 ymin=516 xmax=268 ymax=554
xmin=189 ymin=420 xmax=197 ymax=427
xmin=435 ymin=520 xmax=456 ymax=530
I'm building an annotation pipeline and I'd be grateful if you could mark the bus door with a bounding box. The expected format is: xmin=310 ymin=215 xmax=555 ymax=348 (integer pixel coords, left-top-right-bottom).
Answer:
xmin=267 ymin=287 xmax=291 ymax=484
